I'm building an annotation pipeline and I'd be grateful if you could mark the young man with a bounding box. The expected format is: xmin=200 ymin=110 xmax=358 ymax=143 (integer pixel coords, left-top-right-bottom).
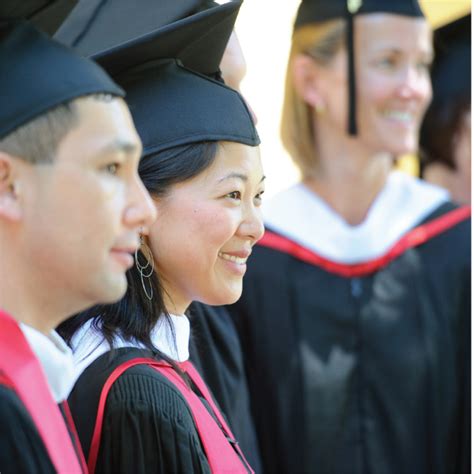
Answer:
xmin=0 ymin=20 xmax=156 ymax=473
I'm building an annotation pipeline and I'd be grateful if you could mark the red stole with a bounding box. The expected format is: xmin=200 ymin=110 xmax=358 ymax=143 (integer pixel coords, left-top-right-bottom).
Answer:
xmin=0 ymin=310 xmax=85 ymax=473
xmin=88 ymin=357 xmax=254 ymax=474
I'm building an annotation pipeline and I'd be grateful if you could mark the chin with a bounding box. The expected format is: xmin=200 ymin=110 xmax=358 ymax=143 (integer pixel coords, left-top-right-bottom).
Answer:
xmin=203 ymin=286 xmax=242 ymax=306
xmin=378 ymin=138 xmax=416 ymax=157
xmin=97 ymin=276 xmax=128 ymax=305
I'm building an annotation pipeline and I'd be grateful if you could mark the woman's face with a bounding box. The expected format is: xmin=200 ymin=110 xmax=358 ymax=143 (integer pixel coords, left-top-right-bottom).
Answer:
xmin=320 ymin=14 xmax=433 ymax=156
xmin=148 ymin=142 xmax=265 ymax=314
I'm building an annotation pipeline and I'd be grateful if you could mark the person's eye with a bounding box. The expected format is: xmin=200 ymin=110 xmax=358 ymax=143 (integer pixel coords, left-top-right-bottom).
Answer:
xmin=376 ymin=57 xmax=397 ymax=69
xmin=254 ymin=190 xmax=265 ymax=205
xmin=226 ymin=191 xmax=242 ymax=200
xmin=103 ymin=162 xmax=121 ymax=175
xmin=416 ymin=60 xmax=431 ymax=72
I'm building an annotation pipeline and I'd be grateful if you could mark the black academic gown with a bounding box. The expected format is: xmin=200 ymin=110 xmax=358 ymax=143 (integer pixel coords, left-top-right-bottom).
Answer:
xmin=68 ymin=347 xmax=211 ymax=474
xmin=0 ymin=385 xmax=55 ymax=474
xmin=228 ymin=200 xmax=471 ymax=474
xmin=189 ymin=302 xmax=262 ymax=473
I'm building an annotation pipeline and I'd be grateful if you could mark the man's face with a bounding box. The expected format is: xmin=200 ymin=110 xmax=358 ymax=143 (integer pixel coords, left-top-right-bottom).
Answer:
xmin=19 ymin=96 xmax=156 ymax=312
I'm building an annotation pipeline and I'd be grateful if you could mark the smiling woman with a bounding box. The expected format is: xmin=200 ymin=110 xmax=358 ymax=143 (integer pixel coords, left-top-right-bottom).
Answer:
xmin=150 ymin=141 xmax=264 ymax=314
xmin=226 ymin=0 xmax=471 ymax=473
xmin=57 ymin=2 xmax=263 ymax=473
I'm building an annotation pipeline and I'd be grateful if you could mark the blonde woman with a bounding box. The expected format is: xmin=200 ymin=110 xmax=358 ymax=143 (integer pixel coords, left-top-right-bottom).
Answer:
xmin=228 ymin=1 xmax=471 ymax=473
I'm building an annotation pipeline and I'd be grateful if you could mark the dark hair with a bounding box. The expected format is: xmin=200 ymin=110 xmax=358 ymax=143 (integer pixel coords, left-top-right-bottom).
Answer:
xmin=58 ymin=141 xmax=219 ymax=360
xmin=419 ymin=95 xmax=470 ymax=175
xmin=0 ymin=94 xmax=113 ymax=164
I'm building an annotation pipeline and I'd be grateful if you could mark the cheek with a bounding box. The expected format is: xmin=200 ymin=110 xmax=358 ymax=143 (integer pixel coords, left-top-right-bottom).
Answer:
xmin=416 ymin=76 xmax=432 ymax=112
xmin=358 ymin=78 xmax=390 ymax=110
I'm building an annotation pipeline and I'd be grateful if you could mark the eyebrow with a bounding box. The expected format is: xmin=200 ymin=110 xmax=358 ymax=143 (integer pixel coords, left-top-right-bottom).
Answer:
xmin=99 ymin=139 xmax=141 ymax=157
xmin=373 ymin=47 xmax=434 ymax=59
xmin=218 ymin=173 xmax=266 ymax=184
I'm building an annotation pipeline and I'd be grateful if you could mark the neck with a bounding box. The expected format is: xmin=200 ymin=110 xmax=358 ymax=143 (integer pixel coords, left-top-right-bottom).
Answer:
xmin=423 ymin=163 xmax=469 ymax=205
xmin=0 ymin=240 xmax=75 ymax=334
xmin=306 ymin=124 xmax=393 ymax=225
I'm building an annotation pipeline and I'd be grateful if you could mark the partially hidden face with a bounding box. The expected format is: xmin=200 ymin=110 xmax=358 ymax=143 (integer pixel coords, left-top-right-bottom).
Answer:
xmin=148 ymin=141 xmax=265 ymax=313
xmin=318 ymin=13 xmax=433 ymax=156
xmin=21 ymin=96 xmax=156 ymax=309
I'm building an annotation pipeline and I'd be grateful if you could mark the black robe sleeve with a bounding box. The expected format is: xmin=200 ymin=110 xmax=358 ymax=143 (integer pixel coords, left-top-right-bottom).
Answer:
xmin=0 ymin=385 xmax=55 ymax=474
xmin=69 ymin=349 xmax=211 ymax=474
xmin=189 ymin=302 xmax=262 ymax=473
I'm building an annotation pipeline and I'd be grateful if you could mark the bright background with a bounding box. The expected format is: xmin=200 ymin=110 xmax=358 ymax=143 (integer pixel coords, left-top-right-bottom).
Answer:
xmin=219 ymin=0 xmax=471 ymax=198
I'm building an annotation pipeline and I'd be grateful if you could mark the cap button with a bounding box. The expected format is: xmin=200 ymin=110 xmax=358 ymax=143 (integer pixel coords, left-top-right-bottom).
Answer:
xmin=347 ymin=0 xmax=362 ymax=14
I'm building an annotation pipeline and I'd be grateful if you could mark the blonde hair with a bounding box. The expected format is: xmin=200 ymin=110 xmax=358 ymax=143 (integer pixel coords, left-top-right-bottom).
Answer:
xmin=281 ymin=20 xmax=346 ymax=177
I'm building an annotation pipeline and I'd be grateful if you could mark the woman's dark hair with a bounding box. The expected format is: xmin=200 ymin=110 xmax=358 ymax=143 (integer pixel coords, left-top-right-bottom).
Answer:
xmin=58 ymin=141 xmax=219 ymax=360
xmin=419 ymin=95 xmax=470 ymax=175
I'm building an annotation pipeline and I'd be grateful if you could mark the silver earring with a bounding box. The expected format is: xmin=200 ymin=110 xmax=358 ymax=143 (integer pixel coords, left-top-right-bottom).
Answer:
xmin=135 ymin=236 xmax=154 ymax=300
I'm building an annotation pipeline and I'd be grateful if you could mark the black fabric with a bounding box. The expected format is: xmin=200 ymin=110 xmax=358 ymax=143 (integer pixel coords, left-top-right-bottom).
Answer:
xmin=0 ymin=21 xmax=123 ymax=140
xmin=431 ymin=15 xmax=471 ymax=106
xmin=56 ymin=1 xmax=259 ymax=152
xmin=295 ymin=0 xmax=424 ymax=27
xmin=56 ymin=0 xmax=211 ymax=52
xmin=0 ymin=385 xmax=55 ymax=474
xmin=227 ymin=201 xmax=471 ymax=474
xmin=121 ymin=59 xmax=258 ymax=156
xmin=0 ymin=0 xmax=77 ymax=35
xmin=189 ymin=302 xmax=262 ymax=474
xmin=68 ymin=348 xmax=211 ymax=474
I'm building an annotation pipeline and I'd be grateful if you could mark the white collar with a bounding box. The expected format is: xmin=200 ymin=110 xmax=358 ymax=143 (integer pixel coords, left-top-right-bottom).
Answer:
xmin=20 ymin=323 xmax=76 ymax=403
xmin=71 ymin=314 xmax=190 ymax=383
xmin=263 ymin=171 xmax=449 ymax=264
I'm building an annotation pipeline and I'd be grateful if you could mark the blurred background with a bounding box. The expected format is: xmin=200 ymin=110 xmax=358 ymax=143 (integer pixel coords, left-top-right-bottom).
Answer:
xmin=218 ymin=0 xmax=471 ymax=198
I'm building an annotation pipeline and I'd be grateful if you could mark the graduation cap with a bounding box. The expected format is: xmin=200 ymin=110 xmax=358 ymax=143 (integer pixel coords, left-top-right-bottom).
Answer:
xmin=0 ymin=0 xmax=78 ymax=35
xmin=62 ymin=0 xmax=258 ymax=156
xmin=295 ymin=0 xmax=425 ymax=135
xmin=55 ymin=0 xmax=218 ymax=57
xmin=419 ymin=14 xmax=471 ymax=171
xmin=0 ymin=21 xmax=124 ymax=140
xmin=431 ymin=14 xmax=470 ymax=104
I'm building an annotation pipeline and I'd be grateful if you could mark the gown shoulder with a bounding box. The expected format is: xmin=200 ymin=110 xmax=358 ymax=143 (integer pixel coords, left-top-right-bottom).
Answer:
xmin=69 ymin=348 xmax=211 ymax=474
xmin=0 ymin=384 xmax=55 ymax=474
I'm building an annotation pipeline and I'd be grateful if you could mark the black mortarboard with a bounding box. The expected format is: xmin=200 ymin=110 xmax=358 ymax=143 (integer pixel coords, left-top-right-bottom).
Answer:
xmin=60 ymin=1 xmax=258 ymax=156
xmin=419 ymin=14 xmax=471 ymax=171
xmin=55 ymin=0 xmax=217 ymax=56
xmin=295 ymin=0 xmax=425 ymax=135
xmin=0 ymin=0 xmax=78 ymax=35
xmin=431 ymin=14 xmax=471 ymax=104
xmin=0 ymin=22 xmax=124 ymax=140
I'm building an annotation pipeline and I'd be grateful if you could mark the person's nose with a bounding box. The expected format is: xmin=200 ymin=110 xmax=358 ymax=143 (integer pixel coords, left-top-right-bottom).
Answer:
xmin=396 ymin=64 xmax=432 ymax=103
xmin=237 ymin=203 xmax=264 ymax=245
xmin=124 ymin=173 xmax=157 ymax=233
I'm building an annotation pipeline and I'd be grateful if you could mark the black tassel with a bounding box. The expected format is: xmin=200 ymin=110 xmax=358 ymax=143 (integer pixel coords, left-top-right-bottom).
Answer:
xmin=346 ymin=11 xmax=357 ymax=135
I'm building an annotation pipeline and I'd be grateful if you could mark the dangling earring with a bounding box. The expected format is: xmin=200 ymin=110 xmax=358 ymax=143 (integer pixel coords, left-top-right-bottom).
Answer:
xmin=315 ymin=102 xmax=326 ymax=115
xmin=135 ymin=235 xmax=154 ymax=300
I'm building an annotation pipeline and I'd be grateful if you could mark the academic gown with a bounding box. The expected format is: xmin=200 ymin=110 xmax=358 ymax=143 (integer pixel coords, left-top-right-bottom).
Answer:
xmin=68 ymin=315 xmax=254 ymax=473
xmin=0 ymin=386 xmax=55 ymax=474
xmin=0 ymin=389 xmax=84 ymax=474
xmin=68 ymin=347 xmax=212 ymax=474
xmin=189 ymin=302 xmax=262 ymax=473
xmin=0 ymin=314 xmax=84 ymax=474
xmin=227 ymin=173 xmax=471 ymax=474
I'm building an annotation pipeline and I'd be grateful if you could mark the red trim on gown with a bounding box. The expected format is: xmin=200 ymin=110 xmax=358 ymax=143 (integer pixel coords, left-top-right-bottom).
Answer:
xmin=88 ymin=357 xmax=253 ymax=474
xmin=259 ymin=206 xmax=471 ymax=277
xmin=0 ymin=310 xmax=85 ymax=473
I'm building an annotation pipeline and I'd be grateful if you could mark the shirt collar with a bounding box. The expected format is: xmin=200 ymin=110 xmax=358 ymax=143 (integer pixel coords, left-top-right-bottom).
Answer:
xmin=71 ymin=314 xmax=191 ymax=382
xmin=20 ymin=323 xmax=76 ymax=403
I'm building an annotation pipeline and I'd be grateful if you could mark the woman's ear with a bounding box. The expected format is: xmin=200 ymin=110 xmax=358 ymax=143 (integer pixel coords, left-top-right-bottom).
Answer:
xmin=292 ymin=53 xmax=326 ymax=111
xmin=0 ymin=152 xmax=22 ymax=222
